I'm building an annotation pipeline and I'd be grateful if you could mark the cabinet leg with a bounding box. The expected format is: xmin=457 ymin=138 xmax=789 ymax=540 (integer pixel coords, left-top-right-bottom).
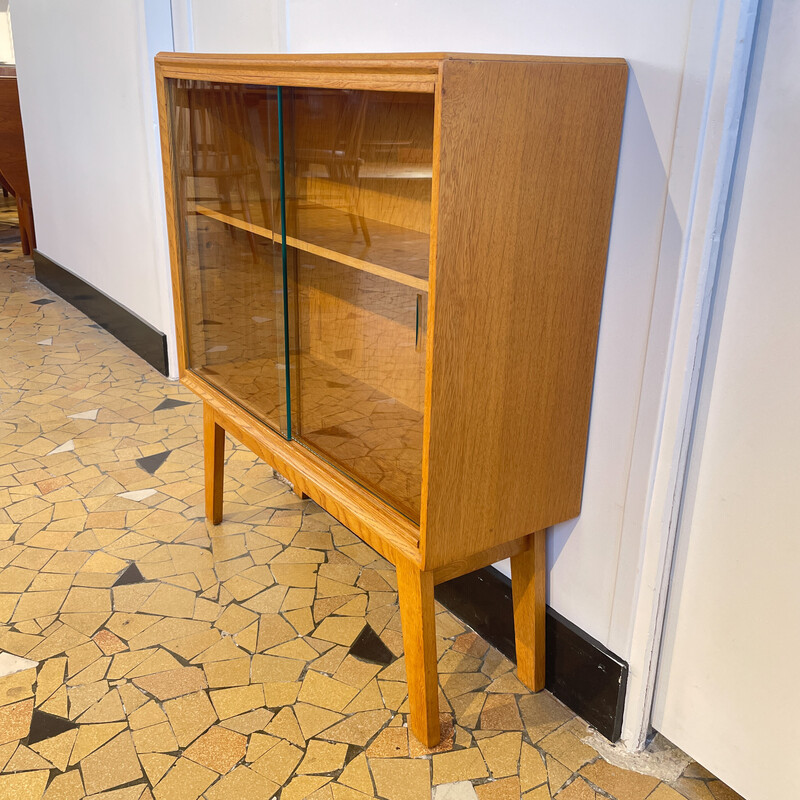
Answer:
xmin=203 ymin=403 xmax=225 ymax=525
xmin=18 ymin=198 xmax=33 ymax=255
xmin=511 ymin=529 xmax=547 ymax=691
xmin=397 ymin=560 xmax=440 ymax=747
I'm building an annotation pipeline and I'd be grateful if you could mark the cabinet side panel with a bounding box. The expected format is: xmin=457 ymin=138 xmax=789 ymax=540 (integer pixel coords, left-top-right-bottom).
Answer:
xmin=422 ymin=59 xmax=627 ymax=569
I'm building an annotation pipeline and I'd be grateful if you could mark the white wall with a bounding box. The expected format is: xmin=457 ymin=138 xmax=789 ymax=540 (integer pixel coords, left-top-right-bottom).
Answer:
xmin=653 ymin=1 xmax=800 ymax=795
xmin=173 ymin=0 xmax=285 ymax=53
xmin=618 ymin=0 xmax=758 ymax=747
xmin=10 ymin=0 xmax=176 ymax=370
xmin=0 ymin=0 xmax=13 ymax=63
xmin=286 ymin=0 xmax=699 ymax=660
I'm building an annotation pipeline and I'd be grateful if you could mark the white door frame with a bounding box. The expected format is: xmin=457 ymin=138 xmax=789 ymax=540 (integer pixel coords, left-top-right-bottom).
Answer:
xmin=620 ymin=0 xmax=761 ymax=749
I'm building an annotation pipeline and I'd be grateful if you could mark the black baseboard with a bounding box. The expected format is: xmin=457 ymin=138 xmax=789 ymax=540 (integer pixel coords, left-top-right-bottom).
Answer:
xmin=33 ymin=250 xmax=169 ymax=376
xmin=435 ymin=566 xmax=628 ymax=742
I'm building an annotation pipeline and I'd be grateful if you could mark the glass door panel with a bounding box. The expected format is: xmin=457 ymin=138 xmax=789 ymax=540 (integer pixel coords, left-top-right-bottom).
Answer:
xmin=167 ymin=79 xmax=289 ymax=434
xmin=284 ymin=88 xmax=435 ymax=521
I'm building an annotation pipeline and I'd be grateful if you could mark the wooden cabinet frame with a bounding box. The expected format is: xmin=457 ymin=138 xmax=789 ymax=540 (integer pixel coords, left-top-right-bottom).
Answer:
xmin=155 ymin=52 xmax=627 ymax=746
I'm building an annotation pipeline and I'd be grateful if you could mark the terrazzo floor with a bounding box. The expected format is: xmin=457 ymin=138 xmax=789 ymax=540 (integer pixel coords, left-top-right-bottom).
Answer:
xmin=0 ymin=227 xmax=743 ymax=800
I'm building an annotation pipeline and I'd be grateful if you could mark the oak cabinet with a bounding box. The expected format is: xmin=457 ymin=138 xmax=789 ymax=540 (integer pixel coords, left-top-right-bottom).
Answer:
xmin=156 ymin=52 xmax=627 ymax=746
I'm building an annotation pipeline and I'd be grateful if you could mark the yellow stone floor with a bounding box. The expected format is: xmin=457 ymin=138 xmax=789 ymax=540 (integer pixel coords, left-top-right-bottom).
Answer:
xmin=0 ymin=234 xmax=742 ymax=800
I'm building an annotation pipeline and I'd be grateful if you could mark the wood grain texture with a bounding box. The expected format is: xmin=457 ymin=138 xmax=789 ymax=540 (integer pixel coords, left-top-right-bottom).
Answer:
xmin=155 ymin=52 xmax=626 ymax=69
xmin=0 ymin=73 xmax=36 ymax=254
xmin=154 ymin=53 xmax=441 ymax=94
xmin=203 ymin=402 xmax=225 ymax=524
xmin=15 ymin=197 xmax=35 ymax=255
xmin=154 ymin=52 xmax=626 ymax=93
xmin=511 ymin=530 xmax=546 ymax=691
xmin=431 ymin=537 xmax=529 ymax=586
xmin=182 ymin=370 xmax=422 ymax=567
xmin=420 ymin=58 xmax=627 ymax=569
xmin=158 ymin=66 xmax=435 ymax=94
xmin=0 ymin=75 xmax=31 ymax=199
xmin=397 ymin=559 xmax=440 ymax=746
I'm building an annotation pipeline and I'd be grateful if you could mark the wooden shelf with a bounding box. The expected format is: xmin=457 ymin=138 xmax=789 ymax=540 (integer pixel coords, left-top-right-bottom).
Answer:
xmin=301 ymin=163 xmax=433 ymax=181
xmin=194 ymin=201 xmax=430 ymax=292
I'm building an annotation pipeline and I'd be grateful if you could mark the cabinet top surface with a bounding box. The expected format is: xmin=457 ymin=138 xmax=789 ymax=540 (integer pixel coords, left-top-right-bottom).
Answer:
xmin=155 ymin=51 xmax=626 ymax=72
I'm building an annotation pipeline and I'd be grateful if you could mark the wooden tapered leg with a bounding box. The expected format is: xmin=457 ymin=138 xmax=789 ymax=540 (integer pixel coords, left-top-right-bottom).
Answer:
xmin=17 ymin=198 xmax=33 ymax=256
xmin=510 ymin=529 xmax=547 ymax=691
xmin=397 ymin=559 xmax=440 ymax=747
xmin=203 ymin=403 xmax=225 ymax=525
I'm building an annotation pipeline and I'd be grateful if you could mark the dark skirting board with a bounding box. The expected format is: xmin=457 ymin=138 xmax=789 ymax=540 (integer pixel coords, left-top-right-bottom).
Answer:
xmin=435 ymin=566 xmax=629 ymax=742
xmin=33 ymin=250 xmax=169 ymax=375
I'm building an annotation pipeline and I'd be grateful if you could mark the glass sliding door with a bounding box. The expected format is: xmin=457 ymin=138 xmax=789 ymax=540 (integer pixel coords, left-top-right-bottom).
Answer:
xmin=166 ymin=80 xmax=435 ymax=519
xmin=283 ymin=88 xmax=435 ymax=522
xmin=166 ymin=80 xmax=290 ymax=434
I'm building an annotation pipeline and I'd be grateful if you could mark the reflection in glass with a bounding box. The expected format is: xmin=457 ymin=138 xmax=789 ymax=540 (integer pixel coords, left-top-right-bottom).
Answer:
xmin=285 ymin=89 xmax=435 ymax=521
xmin=167 ymin=79 xmax=289 ymax=433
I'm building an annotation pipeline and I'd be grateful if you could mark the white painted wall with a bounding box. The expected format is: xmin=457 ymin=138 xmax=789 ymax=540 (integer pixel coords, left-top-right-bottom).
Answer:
xmin=179 ymin=0 xmax=285 ymax=54
xmin=619 ymin=0 xmax=760 ymax=748
xmin=9 ymin=0 xmax=177 ymax=371
xmin=286 ymin=0 xmax=700 ymax=659
xmin=0 ymin=0 xmax=13 ymax=63
xmin=653 ymin=1 xmax=800 ymax=795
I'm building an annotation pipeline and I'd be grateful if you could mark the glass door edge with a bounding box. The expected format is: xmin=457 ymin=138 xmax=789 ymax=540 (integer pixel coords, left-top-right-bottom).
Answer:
xmin=277 ymin=85 xmax=293 ymax=440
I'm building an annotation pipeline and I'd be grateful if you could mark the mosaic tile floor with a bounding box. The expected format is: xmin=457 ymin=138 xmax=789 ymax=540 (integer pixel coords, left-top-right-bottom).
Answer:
xmin=0 ymin=233 xmax=744 ymax=800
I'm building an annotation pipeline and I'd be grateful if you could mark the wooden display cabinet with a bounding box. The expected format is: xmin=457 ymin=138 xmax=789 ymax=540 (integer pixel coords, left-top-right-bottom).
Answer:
xmin=155 ymin=52 xmax=627 ymax=746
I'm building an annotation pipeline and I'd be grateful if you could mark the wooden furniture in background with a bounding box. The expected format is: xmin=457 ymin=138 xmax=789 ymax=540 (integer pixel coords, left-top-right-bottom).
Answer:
xmin=0 ymin=66 xmax=36 ymax=254
xmin=156 ymin=53 xmax=627 ymax=746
